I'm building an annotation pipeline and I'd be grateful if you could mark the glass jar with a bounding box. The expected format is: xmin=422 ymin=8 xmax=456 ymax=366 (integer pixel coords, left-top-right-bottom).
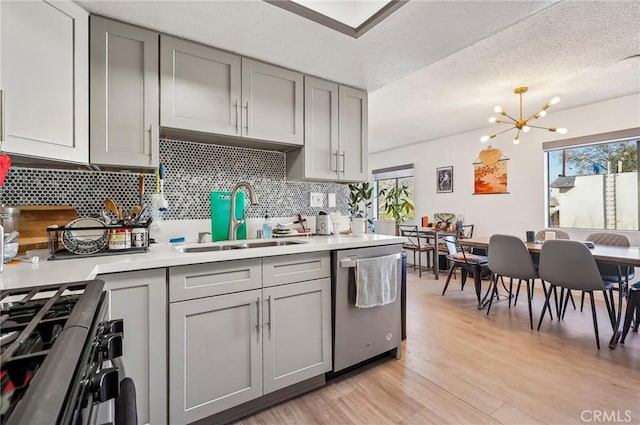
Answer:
xmin=109 ymin=228 xmax=131 ymax=250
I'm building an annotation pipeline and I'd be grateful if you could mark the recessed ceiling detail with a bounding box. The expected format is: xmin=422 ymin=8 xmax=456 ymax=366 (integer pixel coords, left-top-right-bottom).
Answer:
xmin=264 ymin=0 xmax=408 ymax=38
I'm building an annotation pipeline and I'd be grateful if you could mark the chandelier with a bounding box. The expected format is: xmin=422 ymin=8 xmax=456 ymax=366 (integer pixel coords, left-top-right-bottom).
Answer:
xmin=481 ymin=86 xmax=567 ymax=144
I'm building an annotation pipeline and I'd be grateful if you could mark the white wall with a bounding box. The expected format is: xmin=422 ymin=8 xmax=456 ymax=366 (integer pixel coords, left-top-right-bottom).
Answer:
xmin=369 ymin=94 xmax=640 ymax=245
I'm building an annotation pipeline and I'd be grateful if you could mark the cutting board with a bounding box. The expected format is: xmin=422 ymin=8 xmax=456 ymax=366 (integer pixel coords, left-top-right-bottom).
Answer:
xmin=210 ymin=192 xmax=246 ymax=241
xmin=15 ymin=205 xmax=78 ymax=253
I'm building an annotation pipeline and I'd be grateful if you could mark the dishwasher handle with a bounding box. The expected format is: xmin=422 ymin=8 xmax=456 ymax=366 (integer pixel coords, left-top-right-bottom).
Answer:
xmin=339 ymin=252 xmax=401 ymax=268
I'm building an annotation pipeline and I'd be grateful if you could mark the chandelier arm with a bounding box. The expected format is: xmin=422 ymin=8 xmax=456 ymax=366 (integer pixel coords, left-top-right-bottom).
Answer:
xmin=493 ymin=121 xmax=516 ymax=125
xmin=500 ymin=111 xmax=519 ymax=122
xmin=526 ymin=124 xmax=554 ymax=130
xmin=493 ymin=126 xmax=517 ymax=137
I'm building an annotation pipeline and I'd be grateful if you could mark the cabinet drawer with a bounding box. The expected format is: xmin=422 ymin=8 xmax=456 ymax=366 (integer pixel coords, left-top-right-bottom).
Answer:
xmin=262 ymin=252 xmax=330 ymax=287
xmin=169 ymin=259 xmax=261 ymax=302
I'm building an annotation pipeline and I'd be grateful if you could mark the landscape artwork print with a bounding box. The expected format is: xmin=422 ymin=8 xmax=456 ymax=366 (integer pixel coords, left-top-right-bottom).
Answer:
xmin=473 ymin=159 xmax=508 ymax=194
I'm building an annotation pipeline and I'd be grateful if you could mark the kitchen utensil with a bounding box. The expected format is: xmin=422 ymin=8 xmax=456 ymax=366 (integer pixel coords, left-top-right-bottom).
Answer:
xmin=4 ymin=230 xmax=19 ymax=244
xmin=61 ymin=218 xmax=109 ymax=254
xmin=104 ymin=198 xmax=120 ymax=220
xmin=138 ymin=175 xmax=145 ymax=207
xmin=131 ymin=205 xmax=142 ymax=220
xmin=210 ymin=191 xmax=246 ymax=241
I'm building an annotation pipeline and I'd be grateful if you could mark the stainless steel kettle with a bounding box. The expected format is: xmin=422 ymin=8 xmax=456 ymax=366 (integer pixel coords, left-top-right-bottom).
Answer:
xmin=0 ymin=205 xmax=20 ymax=233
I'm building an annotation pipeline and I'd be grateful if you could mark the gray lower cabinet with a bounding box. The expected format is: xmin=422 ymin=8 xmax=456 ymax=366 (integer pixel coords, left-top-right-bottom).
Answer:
xmin=169 ymin=289 xmax=263 ymax=424
xmin=96 ymin=269 xmax=168 ymax=425
xmin=90 ymin=16 xmax=159 ymax=168
xmin=0 ymin=0 xmax=88 ymax=164
xmin=262 ymin=278 xmax=332 ymax=394
xmin=168 ymin=253 xmax=331 ymax=423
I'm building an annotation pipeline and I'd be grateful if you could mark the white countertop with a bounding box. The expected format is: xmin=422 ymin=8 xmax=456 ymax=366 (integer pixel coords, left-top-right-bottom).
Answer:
xmin=0 ymin=234 xmax=405 ymax=290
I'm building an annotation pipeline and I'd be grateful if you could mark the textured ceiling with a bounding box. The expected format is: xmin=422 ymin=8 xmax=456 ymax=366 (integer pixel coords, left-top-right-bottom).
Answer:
xmin=76 ymin=0 xmax=640 ymax=153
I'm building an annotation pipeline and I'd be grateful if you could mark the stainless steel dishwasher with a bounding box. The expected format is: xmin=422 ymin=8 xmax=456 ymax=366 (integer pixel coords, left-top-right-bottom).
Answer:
xmin=332 ymin=244 xmax=403 ymax=372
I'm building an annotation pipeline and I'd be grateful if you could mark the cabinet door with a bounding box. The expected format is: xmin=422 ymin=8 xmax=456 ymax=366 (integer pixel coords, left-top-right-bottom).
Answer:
xmin=0 ymin=0 xmax=88 ymax=163
xmin=303 ymin=76 xmax=339 ymax=180
xmin=339 ymin=86 xmax=368 ymax=182
xmin=263 ymin=278 xmax=332 ymax=394
xmin=160 ymin=35 xmax=241 ymax=136
xmin=169 ymin=290 xmax=262 ymax=424
xmin=241 ymin=59 xmax=303 ymax=146
xmin=90 ymin=16 xmax=159 ymax=168
xmin=97 ymin=269 xmax=168 ymax=425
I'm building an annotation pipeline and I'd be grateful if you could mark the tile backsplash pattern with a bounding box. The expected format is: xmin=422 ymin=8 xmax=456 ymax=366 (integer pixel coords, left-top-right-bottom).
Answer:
xmin=0 ymin=139 xmax=349 ymax=220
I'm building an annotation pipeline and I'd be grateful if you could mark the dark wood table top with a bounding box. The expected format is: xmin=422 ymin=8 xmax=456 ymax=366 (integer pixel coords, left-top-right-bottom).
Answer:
xmin=460 ymin=236 xmax=640 ymax=267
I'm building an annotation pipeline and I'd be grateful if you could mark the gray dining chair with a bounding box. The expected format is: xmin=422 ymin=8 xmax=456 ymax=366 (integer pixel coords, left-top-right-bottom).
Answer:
xmin=579 ymin=232 xmax=635 ymax=322
xmin=486 ymin=234 xmax=539 ymax=329
xmin=537 ymin=240 xmax=615 ymax=349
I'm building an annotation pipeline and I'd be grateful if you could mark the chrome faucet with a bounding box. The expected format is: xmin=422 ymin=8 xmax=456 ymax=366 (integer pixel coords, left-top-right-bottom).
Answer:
xmin=228 ymin=182 xmax=259 ymax=240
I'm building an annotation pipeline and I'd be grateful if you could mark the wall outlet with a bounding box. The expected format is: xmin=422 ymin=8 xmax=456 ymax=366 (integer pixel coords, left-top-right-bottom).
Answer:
xmin=310 ymin=192 xmax=324 ymax=208
xmin=328 ymin=193 xmax=336 ymax=208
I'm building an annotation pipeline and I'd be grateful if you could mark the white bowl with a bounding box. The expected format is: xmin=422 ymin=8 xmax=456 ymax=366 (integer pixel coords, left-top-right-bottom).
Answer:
xmin=3 ymin=242 xmax=19 ymax=262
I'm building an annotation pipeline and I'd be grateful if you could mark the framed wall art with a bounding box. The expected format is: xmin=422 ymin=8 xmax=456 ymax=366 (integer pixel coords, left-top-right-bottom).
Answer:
xmin=436 ymin=166 xmax=453 ymax=193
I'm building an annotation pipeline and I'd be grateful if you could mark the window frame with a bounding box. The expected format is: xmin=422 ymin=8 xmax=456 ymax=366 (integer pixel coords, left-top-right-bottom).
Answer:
xmin=543 ymin=127 xmax=639 ymax=231
xmin=372 ymin=164 xmax=415 ymax=221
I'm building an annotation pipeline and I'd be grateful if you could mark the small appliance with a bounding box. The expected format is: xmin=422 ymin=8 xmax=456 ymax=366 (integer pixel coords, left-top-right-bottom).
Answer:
xmin=316 ymin=212 xmax=332 ymax=235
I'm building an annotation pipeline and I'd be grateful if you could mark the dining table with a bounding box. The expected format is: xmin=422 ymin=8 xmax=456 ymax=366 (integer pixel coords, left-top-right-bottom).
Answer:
xmin=459 ymin=236 xmax=640 ymax=349
xmin=417 ymin=227 xmax=458 ymax=280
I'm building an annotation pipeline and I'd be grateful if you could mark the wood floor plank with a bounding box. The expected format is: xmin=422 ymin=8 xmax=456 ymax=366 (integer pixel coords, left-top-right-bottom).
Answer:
xmin=236 ymin=270 xmax=640 ymax=425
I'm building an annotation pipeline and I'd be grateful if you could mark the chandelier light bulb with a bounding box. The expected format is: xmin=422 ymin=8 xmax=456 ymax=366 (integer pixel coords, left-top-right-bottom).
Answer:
xmin=513 ymin=137 xmax=520 ymax=145
xmin=522 ymin=126 xmax=530 ymax=132
xmin=493 ymin=105 xmax=502 ymax=113
xmin=480 ymin=135 xmax=490 ymax=143
xmin=488 ymin=116 xmax=497 ymax=123
xmin=538 ymin=110 xmax=547 ymax=118
xmin=549 ymin=96 xmax=560 ymax=105
xmin=556 ymin=127 xmax=568 ymax=135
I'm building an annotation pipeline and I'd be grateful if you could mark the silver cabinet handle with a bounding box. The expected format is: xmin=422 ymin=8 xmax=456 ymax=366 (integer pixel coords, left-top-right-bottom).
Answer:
xmin=0 ymin=90 xmax=5 ymax=142
xmin=339 ymin=152 xmax=346 ymax=174
xmin=330 ymin=151 xmax=338 ymax=172
xmin=234 ymin=100 xmax=239 ymax=134
xmin=145 ymin=125 xmax=152 ymax=155
xmin=243 ymin=101 xmax=249 ymax=135
xmin=255 ymin=297 xmax=260 ymax=339
xmin=268 ymin=295 xmax=273 ymax=336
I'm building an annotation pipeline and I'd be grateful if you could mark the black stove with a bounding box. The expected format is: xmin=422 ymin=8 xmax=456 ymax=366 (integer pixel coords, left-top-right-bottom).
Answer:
xmin=0 ymin=280 xmax=123 ymax=425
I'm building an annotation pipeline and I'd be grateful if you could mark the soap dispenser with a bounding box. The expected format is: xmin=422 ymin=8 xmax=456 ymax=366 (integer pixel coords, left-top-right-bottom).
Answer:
xmin=262 ymin=214 xmax=272 ymax=239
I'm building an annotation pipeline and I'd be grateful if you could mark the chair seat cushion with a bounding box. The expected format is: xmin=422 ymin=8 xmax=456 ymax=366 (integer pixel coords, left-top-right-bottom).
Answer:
xmin=403 ymin=243 xmax=433 ymax=252
xmin=449 ymin=252 xmax=488 ymax=264
xmin=601 ymin=271 xmax=635 ymax=283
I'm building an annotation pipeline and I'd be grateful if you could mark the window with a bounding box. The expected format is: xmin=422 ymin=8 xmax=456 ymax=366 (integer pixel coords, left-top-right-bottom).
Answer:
xmin=544 ymin=129 xmax=639 ymax=230
xmin=372 ymin=164 xmax=415 ymax=221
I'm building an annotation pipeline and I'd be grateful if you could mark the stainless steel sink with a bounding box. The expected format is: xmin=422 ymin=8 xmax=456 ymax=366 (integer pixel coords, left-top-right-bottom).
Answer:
xmin=179 ymin=239 xmax=307 ymax=253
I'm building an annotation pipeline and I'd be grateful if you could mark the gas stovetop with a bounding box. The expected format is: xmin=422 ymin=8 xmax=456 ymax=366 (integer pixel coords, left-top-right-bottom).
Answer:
xmin=0 ymin=281 xmax=106 ymax=424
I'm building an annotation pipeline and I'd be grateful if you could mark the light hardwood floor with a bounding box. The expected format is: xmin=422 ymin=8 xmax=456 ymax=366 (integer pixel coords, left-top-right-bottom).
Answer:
xmin=239 ymin=270 xmax=640 ymax=425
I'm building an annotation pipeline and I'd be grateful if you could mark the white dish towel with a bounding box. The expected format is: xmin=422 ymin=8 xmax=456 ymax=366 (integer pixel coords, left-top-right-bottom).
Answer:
xmin=355 ymin=253 xmax=398 ymax=308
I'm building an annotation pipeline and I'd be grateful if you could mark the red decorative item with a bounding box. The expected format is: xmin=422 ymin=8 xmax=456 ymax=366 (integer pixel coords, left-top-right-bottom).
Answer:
xmin=0 ymin=153 xmax=11 ymax=185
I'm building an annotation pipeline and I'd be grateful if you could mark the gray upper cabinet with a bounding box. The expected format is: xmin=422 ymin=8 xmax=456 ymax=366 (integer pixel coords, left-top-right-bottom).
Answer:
xmin=160 ymin=35 xmax=241 ymax=136
xmin=0 ymin=0 xmax=88 ymax=164
xmin=287 ymin=78 xmax=368 ymax=182
xmin=241 ymin=59 xmax=303 ymax=146
xmin=90 ymin=16 xmax=159 ymax=168
xmin=158 ymin=38 xmax=303 ymax=147
xmin=339 ymin=86 xmax=368 ymax=182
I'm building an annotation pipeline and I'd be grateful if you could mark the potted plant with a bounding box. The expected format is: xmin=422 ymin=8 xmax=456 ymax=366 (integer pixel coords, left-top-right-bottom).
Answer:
xmin=348 ymin=182 xmax=373 ymax=233
xmin=378 ymin=185 xmax=415 ymax=234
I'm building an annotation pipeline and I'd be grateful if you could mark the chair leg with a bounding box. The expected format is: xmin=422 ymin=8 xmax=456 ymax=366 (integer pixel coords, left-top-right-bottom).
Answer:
xmin=602 ymin=291 xmax=615 ymax=331
xmin=526 ymin=279 xmax=533 ymax=329
xmin=537 ymin=284 xmax=554 ymax=330
xmin=621 ymin=293 xmax=637 ymax=344
xmin=418 ymin=249 xmax=422 ymax=278
xmin=514 ymin=279 xmax=523 ymax=307
xmin=441 ymin=266 xmax=456 ymax=296
xmin=541 ymin=281 xmax=554 ymax=320
xmin=553 ymin=286 xmax=561 ymax=319
xmin=589 ymin=291 xmax=600 ymax=350
xmin=486 ymin=274 xmax=498 ymax=316
xmin=561 ymin=290 xmax=570 ymax=319
xmin=508 ymin=278 xmax=514 ymax=308
xmin=580 ymin=291 xmax=585 ymax=312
